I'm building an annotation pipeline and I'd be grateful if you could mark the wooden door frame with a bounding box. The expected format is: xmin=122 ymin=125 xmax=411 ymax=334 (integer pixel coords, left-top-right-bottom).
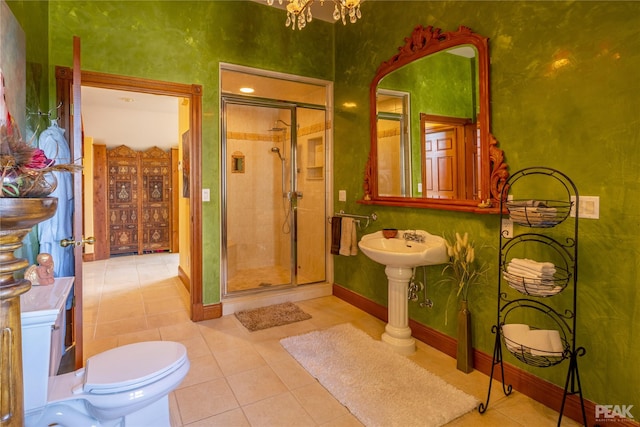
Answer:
xmin=55 ymin=67 xmax=204 ymax=322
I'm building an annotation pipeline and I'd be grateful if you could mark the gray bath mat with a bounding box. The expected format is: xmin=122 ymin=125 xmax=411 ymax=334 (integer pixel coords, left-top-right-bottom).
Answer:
xmin=235 ymin=302 xmax=312 ymax=331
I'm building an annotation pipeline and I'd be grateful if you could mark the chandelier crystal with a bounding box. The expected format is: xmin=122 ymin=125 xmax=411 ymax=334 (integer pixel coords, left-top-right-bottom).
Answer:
xmin=266 ymin=0 xmax=362 ymax=30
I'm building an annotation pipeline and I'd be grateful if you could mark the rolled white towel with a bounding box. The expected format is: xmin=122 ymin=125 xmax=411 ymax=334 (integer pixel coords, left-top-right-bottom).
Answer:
xmin=506 ymin=264 xmax=556 ymax=280
xmin=501 ymin=324 xmax=530 ymax=351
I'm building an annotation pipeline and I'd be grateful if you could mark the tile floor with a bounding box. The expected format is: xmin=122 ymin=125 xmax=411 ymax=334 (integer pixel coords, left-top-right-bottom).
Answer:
xmin=82 ymin=253 xmax=581 ymax=426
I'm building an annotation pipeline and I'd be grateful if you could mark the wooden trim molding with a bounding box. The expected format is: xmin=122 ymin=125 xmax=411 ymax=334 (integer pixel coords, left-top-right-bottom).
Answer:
xmin=82 ymin=253 xmax=95 ymax=262
xmin=332 ymin=283 xmax=639 ymax=427
xmin=177 ymin=265 xmax=190 ymax=292
xmin=203 ymin=303 xmax=222 ymax=320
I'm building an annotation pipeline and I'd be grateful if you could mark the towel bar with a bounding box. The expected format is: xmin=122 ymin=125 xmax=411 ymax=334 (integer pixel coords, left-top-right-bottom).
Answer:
xmin=328 ymin=211 xmax=377 ymax=230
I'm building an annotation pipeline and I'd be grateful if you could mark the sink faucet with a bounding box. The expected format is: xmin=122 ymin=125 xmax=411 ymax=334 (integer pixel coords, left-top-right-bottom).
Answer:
xmin=403 ymin=230 xmax=425 ymax=243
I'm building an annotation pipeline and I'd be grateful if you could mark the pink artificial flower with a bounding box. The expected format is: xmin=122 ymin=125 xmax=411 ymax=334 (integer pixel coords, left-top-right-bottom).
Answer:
xmin=24 ymin=148 xmax=54 ymax=169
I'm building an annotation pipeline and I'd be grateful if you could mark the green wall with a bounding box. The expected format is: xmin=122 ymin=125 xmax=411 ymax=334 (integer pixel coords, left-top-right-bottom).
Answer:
xmin=6 ymin=0 xmax=49 ymax=137
xmin=8 ymin=0 xmax=638 ymax=414
xmin=334 ymin=0 xmax=639 ymax=410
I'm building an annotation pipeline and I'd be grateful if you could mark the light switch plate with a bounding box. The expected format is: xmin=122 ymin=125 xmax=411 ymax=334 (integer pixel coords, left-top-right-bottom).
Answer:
xmin=202 ymin=188 xmax=210 ymax=202
xmin=338 ymin=190 xmax=346 ymax=202
xmin=570 ymin=196 xmax=599 ymax=219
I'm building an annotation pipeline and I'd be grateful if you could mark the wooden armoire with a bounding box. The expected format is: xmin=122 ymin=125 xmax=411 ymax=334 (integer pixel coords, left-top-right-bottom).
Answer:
xmin=105 ymin=145 xmax=173 ymax=256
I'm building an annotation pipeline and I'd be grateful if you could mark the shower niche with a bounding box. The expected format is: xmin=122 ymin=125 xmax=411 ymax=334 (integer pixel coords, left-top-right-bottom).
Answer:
xmin=305 ymin=137 xmax=324 ymax=180
xmin=231 ymin=151 xmax=245 ymax=173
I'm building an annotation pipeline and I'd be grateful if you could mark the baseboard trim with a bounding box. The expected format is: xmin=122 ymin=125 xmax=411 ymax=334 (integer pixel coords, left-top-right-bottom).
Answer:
xmin=332 ymin=283 xmax=638 ymax=427
xmin=177 ymin=265 xmax=190 ymax=292
xmin=203 ymin=303 xmax=222 ymax=320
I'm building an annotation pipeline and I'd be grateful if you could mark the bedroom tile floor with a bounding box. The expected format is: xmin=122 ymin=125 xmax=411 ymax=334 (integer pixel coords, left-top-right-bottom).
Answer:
xmin=82 ymin=253 xmax=582 ymax=426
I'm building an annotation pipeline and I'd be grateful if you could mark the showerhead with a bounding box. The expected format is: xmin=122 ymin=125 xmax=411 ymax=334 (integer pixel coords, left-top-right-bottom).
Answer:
xmin=268 ymin=119 xmax=291 ymax=132
xmin=270 ymin=146 xmax=284 ymax=161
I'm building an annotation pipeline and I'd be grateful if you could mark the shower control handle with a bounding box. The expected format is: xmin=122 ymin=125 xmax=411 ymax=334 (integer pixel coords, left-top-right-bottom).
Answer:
xmin=287 ymin=191 xmax=303 ymax=201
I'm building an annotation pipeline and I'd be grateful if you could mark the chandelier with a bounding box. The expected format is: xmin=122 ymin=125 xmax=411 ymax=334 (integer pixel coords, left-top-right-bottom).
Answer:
xmin=266 ymin=0 xmax=363 ymax=30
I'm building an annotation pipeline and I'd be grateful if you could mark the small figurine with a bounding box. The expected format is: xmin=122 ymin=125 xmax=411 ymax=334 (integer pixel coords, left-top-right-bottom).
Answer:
xmin=24 ymin=253 xmax=55 ymax=286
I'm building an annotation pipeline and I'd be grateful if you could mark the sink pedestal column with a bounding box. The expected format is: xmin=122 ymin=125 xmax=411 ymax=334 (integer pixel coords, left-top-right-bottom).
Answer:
xmin=381 ymin=266 xmax=415 ymax=355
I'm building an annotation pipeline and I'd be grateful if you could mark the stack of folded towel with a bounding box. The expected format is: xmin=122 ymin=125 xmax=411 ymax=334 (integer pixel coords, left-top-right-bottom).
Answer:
xmin=506 ymin=258 xmax=556 ymax=284
xmin=504 ymin=258 xmax=560 ymax=295
xmin=507 ymin=200 xmax=558 ymax=226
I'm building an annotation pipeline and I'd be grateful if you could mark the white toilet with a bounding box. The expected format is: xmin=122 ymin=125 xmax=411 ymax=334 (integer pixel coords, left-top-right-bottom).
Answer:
xmin=24 ymin=341 xmax=190 ymax=427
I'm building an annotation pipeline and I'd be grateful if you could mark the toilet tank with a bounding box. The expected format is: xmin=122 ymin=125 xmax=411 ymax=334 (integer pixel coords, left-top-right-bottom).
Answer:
xmin=20 ymin=277 xmax=74 ymax=412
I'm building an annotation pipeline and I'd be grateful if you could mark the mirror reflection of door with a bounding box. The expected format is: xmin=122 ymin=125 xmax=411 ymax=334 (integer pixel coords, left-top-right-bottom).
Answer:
xmin=420 ymin=114 xmax=474 ymax=199
xmin=376 ymin=89 xmax=411 ymax=196
xmin=423 ymin=125 xmax=458 ymax=199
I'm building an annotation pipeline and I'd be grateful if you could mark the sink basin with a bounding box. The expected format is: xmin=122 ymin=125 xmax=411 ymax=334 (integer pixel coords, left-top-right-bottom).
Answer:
xmin=358 ymin=230 xmax=448 ymax=268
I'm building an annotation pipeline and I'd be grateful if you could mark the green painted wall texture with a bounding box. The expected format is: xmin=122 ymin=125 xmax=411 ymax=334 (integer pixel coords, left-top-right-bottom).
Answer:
xmin=9 ymin=0 xmax=639 ymax=414
xmin=333 ymin=0 xmax=639 ymax=409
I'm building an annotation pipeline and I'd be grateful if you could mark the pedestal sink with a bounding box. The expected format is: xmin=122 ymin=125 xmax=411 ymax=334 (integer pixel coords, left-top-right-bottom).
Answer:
xmin=358 ymin=230 xmax=448 ymax=355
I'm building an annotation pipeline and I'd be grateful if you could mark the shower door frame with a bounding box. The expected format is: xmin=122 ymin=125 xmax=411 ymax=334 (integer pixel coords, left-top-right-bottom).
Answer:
xmin=221 ymin=96 xmax=326 ymax=297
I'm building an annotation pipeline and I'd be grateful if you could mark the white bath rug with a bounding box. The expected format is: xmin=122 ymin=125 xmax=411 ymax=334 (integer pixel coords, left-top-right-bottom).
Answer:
xmin=280 ymin=323 xmax=478 ymax=427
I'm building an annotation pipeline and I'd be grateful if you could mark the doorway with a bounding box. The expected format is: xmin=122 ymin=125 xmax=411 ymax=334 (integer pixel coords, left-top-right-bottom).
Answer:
xmin=55 ymin=67 xmax=204 ymax=322
xmin=220 ymin=67 xmax=330 ymax=297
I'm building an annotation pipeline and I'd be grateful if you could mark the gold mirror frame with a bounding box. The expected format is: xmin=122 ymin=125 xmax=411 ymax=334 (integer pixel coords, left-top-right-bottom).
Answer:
xmin=361 ymin=25 xmax=508 ymax=213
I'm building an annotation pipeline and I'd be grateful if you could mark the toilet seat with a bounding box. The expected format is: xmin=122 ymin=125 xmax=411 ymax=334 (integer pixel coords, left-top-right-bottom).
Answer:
xmin=82 ymin=341 xmax=188 ymax=394
xmin=26 ymin=339 xmax=189 ymax=427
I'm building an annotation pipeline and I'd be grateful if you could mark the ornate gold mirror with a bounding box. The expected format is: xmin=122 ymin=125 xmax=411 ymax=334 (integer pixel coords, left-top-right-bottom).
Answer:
xmin=362 ymin=25 xmax=508 ymax=212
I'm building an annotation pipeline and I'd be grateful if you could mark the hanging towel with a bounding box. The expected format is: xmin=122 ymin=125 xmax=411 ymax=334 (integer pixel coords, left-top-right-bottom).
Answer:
xmin=339 ymin=218 xmax=355 ymax=256
xmin=331 ymin=217 xmax=342 ymax=255
xmin=350 ymin=220 xmax=358 ymax=255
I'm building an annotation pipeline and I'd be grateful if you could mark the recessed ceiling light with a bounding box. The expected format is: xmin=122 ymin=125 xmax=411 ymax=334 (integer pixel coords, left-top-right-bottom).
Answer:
xmin=119 ymin=97 xmax=135 ymax=103
xmin=240 ymin=87 xmax=255 ymax=94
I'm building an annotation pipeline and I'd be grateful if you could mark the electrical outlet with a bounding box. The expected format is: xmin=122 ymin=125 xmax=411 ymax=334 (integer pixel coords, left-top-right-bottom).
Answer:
xmin=501 ymin=218 xmax=513 ymax=238
xmin=570 ymin=196 xmax=599 ymax=219
xmin=338 ymin=190 xmax=347 ymax=202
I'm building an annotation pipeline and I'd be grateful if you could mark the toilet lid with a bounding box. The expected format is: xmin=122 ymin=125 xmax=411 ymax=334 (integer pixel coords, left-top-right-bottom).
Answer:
xmin=84 ymin=341 xmax=187 ymax=394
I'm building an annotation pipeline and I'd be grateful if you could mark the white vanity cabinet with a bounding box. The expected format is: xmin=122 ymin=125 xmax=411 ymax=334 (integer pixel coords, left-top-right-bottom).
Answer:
xmin=20 ymin=277 xmax=74 ymax=412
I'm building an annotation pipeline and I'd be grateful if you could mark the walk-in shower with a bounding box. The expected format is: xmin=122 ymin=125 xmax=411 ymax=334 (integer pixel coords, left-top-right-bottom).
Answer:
xmin=221 ymin=97 xmax=328 ymax=296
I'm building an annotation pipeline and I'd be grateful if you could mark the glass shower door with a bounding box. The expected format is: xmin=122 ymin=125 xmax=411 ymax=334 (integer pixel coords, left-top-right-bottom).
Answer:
xmin=294 ymin=107 xmax=327 ymax=285
xmin=223 ymin=101 xmax=294 ymax=293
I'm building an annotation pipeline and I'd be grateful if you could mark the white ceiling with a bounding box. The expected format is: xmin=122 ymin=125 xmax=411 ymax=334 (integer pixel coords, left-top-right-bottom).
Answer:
xmin=81 ymin=86 xmax=179 ymax=151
